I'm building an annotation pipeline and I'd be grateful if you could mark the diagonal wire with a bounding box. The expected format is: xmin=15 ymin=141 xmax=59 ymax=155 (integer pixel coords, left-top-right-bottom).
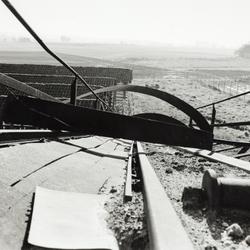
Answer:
xmin=1 ymin=0 xmax=112 ymax=111
xmin=197 ymin=90 xmax=250 ymax=109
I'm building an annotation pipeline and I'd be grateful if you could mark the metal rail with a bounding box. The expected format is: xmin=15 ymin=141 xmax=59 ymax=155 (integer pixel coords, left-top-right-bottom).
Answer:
xmin=0 ymin=130 xmax=88 ymax=146
xmin=1 ymin=0 xmax=111 ymax=110
xmin=234 ymin=152 xmax=250 ymax=159
xmin=136 ymin=142 xmax=194 ymax=250
xmin=124 ymin=142 xmax=134 ymax=201
xmin=214 ymin=146 xmax=240 ymax=153
xmin=177 ymin=146 xmax=250 ymax=174
xmin=212 ymin=121 xmax=250 ymax=127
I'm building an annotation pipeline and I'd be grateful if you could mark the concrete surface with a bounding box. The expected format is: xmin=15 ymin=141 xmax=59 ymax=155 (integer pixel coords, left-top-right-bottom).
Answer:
xmin=0 ymin=136 xmax=129 ymax=249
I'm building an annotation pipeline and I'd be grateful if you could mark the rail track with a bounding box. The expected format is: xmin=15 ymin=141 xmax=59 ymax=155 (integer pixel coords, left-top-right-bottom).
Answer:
xmin=0 ymin=129 xmax=90 ymax=147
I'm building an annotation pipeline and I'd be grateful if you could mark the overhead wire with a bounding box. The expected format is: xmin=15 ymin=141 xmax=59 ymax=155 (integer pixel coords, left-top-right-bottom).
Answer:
xmin=1 ymin=0 xmax=112 ymax=111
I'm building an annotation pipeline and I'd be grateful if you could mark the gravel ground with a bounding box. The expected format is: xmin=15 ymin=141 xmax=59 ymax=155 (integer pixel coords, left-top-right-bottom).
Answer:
xmin=125 ymin=73 xmax=250 ymax=249
xmin=130 ymin=75 xmax=250 ymax=142
xmin=144 ymin=143 xmax=250 ymax=249
xmin=100 ymin=170 xmax=149 ymax=250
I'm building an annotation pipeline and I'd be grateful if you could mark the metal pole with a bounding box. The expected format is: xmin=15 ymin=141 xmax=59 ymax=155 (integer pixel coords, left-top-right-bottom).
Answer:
xmin=212 ymin=121 xmax=250 ymax=127
xmin=70 ymin=77 xmax=77 ymax=106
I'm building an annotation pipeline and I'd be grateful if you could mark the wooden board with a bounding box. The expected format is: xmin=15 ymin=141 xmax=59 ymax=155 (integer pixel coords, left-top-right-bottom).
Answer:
xmin=28 ymin=186 xmax=118 ymax=249
xmin=178 ymin=147 xmax=250 ymax=173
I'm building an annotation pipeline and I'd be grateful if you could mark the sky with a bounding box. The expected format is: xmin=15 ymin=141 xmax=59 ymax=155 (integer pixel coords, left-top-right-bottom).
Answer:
xmin=0 ymin=0 xmax=250 ymax=48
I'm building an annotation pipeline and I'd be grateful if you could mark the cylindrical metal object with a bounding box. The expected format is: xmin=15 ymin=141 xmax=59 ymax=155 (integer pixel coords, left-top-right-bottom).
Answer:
xmin=202 ymin=169 xmax=250 ymax=210
xmin=219 ymin=177 xmax=250 ymax=209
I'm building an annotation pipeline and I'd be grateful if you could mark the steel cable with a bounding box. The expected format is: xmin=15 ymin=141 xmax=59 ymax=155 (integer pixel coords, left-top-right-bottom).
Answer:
xmin=1 ymin=0 xmax=112 ymax=111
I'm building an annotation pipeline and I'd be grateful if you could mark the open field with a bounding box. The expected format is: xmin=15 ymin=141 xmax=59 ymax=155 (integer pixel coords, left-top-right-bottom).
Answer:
xmin=1 ymin=47 xmax=250 ymax=249
xmin=0 ymin=50 xmax=169 ymax=79
xmin=127 ymin=68 xmax=250 ymax=249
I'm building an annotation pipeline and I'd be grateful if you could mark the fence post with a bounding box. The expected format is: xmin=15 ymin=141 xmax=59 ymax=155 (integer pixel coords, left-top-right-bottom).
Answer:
xmin=70 ymin=77 xmax=77 ymax=106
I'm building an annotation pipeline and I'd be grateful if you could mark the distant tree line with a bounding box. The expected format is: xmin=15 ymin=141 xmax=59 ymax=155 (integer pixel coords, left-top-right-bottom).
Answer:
xmin=235 ymin=44 xmax=250 ymax=58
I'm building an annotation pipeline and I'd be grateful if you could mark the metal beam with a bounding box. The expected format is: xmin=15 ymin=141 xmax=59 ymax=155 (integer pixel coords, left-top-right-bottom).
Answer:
xmin=137 ymin=142 xmax=194 ymax=250
xmin=1 ymin=96 xmax=213 ymax=149
xmin=69 ymin=84 xmax=211 ymax=132
xmin=0 ymin=73 xmax=59 ymax=102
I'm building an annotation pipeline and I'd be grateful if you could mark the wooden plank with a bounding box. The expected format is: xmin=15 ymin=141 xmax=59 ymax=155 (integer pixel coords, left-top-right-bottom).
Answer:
xmin=0 ymin=73 xmax=59 ymax=102
xmin=177 ymin=147 xmax=250 ymax=173
xmin=137 ymin=142 xmax=194 ymax=250
xmin=28 ymin=186 xmax=118 ymax=249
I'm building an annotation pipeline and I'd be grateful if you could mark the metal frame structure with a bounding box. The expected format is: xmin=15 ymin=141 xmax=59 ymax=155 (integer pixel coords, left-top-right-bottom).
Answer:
xmin=0 ymin=0 xmax=215 ymax=151
xmin=0 ymin=95 xmax=213 ymax=149
xmin=70 ymin=84 xmax=211 ymax=132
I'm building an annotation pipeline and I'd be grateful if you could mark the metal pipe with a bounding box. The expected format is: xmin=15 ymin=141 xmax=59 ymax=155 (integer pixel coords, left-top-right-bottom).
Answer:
xmin=1 ymin=0 xmax=111 ymax=111
xmin=213 ymin=138 xmax=250 ymax=147
xmin=202 ymin=169 xmax=250 ymax=210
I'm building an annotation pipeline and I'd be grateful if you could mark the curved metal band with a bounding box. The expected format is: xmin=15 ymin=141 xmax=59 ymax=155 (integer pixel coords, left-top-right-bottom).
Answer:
xmin=133 ymin=113 xmax=186 ymax=127
xmin=2 ymin=95 xmax=213 ymax=149
xmin=68 ymin=85 xmax=211 ymax=132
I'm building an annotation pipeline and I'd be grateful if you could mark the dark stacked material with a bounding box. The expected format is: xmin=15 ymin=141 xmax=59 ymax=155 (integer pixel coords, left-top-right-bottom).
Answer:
xmin=0 ymin=63 xmax=133 ymax=84
xmin=0 ymin=63 xmax=133 ymax=110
